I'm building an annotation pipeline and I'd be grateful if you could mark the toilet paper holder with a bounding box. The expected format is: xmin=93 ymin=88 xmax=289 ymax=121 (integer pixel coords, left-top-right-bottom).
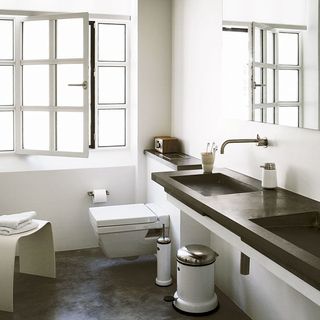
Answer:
xmin=87 ymin=190 xmax=110 ymax=197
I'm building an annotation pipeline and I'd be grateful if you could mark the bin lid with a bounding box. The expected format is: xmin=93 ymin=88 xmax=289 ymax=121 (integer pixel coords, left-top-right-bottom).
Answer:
xmin=176 ymin=245 xmax=218 ymax=266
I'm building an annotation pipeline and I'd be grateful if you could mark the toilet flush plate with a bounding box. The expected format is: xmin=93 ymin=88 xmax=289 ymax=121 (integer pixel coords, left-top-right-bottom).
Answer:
xmin=89 ymin=204 xmax=158 ymax=227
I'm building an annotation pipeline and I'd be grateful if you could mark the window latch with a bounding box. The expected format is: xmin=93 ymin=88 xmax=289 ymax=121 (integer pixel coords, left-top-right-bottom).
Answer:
xmin=253 ymin=81 xmax=266 ymax=90
xmin=68 ymin=81 xmax=88 ymax=90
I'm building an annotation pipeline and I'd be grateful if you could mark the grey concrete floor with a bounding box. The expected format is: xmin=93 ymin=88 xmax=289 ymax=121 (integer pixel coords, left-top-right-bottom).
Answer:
xmin=0 ymin=248 xmax=251 ymax=320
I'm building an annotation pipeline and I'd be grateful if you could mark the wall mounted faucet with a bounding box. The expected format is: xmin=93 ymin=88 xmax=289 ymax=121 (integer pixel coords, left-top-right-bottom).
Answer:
xmin=220 ymin=134 xmax=268 ymax=154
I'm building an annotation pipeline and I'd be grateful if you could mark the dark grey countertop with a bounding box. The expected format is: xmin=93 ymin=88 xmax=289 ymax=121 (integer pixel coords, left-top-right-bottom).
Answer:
xmin=144 ymin=149 xmax=202 ymax=170
xmin=152 ymin=168 xmax=320 ymax=291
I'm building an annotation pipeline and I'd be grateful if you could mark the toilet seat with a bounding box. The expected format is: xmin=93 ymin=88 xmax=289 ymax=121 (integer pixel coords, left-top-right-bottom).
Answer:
xmin=89 ymin=203 xmax=166 ymax=234
xmin=90 ymin=204 xmax=157 ymax=227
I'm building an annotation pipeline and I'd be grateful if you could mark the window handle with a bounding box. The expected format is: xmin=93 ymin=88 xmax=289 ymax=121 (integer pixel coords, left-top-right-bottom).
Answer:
xmin=68 ymin=81 xmax=88 ymax=90
xmin=253 ymin=81 xmax=266 ymax=89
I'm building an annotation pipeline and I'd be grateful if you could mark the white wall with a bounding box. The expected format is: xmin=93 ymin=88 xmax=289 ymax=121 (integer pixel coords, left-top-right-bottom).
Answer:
xmin=303 ymin=0 xmax=319 ymax=129
xmin=223 ymin=0 xmax=306 ymax=24
xmin=135 ymin=0 xmax=172 ymax=202
xmin=0 ymin=167 xmax=135 ymax=250
xmin=171 ymin=0 xmax=222 ymax=157
xmin=0 ymin=0 xmax=132 ymax=15
xmin=171 ymin=0 xmax=320 ymax=319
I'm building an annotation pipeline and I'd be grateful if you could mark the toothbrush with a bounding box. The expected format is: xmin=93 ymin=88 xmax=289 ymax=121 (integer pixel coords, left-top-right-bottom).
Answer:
xmin=206 ymin=142 xmax=210 ymax=153
xmin=210 ymin=142 xmax=217 ymax=153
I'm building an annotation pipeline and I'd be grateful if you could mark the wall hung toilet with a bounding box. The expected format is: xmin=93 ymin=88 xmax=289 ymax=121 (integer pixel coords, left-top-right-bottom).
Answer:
xmin=89 ymin=203 xmax=169 ymax=258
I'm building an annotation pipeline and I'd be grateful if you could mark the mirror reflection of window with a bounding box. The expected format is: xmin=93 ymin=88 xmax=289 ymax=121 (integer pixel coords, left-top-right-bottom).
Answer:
xmin=223 ymin=22 xmax=305 ymax=128
xmin=251 ymin=24 xmax=302 ymax=128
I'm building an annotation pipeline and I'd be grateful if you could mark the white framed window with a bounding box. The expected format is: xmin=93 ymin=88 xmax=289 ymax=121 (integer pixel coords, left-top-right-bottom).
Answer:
xmin=0 ymin=14 xmax=130 ymax=157
xmin=251 ymin=22 xmax=304 ymax=127
xmin=90 ymin=21 xmax=129 ymax=149
xmin=17 ymin=13 xmax=89 ymax=157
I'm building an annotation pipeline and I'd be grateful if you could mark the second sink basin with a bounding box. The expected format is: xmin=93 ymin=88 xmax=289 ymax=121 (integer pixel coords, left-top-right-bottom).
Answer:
xmin=172 ymin=173 xmax=259 ymax=197
xmin=251 ymin=212 xmax=320 ymax=258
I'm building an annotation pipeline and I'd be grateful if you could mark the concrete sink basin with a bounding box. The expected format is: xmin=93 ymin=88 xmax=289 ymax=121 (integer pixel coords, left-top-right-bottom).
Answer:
xmin=251 ymin=212 xmax=320 ymax=258
xmin=172 ymin=173 xmax=259 ymax=197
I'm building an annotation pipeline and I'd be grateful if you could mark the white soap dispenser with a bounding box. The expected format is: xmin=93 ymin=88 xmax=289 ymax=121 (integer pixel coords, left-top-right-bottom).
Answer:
xmin=260 ymin=163 xmax=277 ymax=189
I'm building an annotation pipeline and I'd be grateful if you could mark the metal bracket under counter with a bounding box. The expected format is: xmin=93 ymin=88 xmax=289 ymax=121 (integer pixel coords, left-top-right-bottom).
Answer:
xmin=167 ymin=194 xmax=320 ymax=307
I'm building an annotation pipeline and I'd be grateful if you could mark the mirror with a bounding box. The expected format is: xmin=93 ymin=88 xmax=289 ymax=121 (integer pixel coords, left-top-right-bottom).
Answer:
xmin=222 ymin=0 xmax=319 ymax=130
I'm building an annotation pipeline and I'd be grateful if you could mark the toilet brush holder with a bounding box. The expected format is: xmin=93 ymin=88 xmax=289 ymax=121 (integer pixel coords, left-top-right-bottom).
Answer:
xmin=156 ymin=225 xmax=172 ymax=286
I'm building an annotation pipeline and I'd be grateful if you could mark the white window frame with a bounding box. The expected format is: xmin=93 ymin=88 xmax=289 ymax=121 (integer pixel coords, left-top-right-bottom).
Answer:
xmin=250 ymin=22 xmax=306 ymax=127
xmin=0 ymin=17 xmax=15 ymax=152
xmin=0 ymin=12 xmax=131 ymax=156
xmin=91 ymin=18 xmax=130 ymax=149
xmin=16 ymin=12 xmax=89 ymax=157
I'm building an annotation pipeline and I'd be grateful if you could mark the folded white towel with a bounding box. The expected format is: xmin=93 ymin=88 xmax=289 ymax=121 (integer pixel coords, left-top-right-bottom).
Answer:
xmin=0 ymin=220 xmax=38 ymax=236
xmin=0 ymin=211 xmax=36 ymax=229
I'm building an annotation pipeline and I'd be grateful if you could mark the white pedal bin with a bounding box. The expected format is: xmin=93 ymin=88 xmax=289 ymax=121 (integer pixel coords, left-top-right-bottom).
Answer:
xmin=173 ymin=245 xmax=219 ymax=314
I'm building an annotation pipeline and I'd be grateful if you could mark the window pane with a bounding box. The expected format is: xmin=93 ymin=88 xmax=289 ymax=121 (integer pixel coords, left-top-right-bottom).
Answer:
xmin=266 ymin=108 xmax=274 ymax=124
xmin=98 ymin=109 xmax=125 ymax=147
xmin=23 ymin=65 xmax=49 ymax=106
xmin=0 ymin=66 xmax=13 ymax=106
xmin=57 ymin=64 xmax=83 ymax=107
xmin=98 ymin=24 xmax=126 ymax=61
xmin=278 ymin=33 xmax=299 ymax=65
xmin=278 ymin=107 xmax=299 ymax=127
xmin=254 ymin=27 xmax=262 ymax=63
xmin=254 ymin=68 xmax=262 ymax=104
xmin=23 ymin=20 xmax=49 ymax=60
xmin=279 ymin=70 xmax=298 ymax=102
xmin=253 ymin=108 xmax=262 ymax=122
xmin=56 ymin=18 xmax=83 ymax=59
xmin=267 ymin=31 xmax=274 ymax=64
xmin=0 ymin=111 xmax=13 ymax=151
xmin=0 ymin=20 xmax=13 ymax=60
xmin=98 ymin=67 xmax=126 ymax=104
xmin=23 ymin=111 xmax=49 ymax=150
xmin=56 ymin=112 xmax=83 ymax=152
xmin=267 ymin=68 xmax=274 ymax=103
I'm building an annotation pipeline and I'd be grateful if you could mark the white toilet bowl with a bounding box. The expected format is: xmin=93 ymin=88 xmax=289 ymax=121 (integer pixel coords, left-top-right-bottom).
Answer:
xmin=89 ymin=203 xmax=169 ymax=258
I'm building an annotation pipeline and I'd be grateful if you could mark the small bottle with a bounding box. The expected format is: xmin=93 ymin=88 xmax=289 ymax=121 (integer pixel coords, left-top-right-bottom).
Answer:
xmin=260 ymin=163 xmax=277 ymax=189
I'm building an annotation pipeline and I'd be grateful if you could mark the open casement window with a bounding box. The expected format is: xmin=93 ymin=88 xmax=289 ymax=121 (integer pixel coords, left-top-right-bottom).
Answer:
xmin=92 ymin=21 xmax=129 ymax=148
xmin=250 ymin=22 xmax=304 ymax=127
xmin=16 ymin=13 xmax=89 ymax=157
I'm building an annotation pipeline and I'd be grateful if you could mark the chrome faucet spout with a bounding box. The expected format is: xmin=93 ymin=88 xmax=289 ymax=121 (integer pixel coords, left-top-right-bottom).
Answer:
xmin=220 ymin=134 xmax=268 ymax=154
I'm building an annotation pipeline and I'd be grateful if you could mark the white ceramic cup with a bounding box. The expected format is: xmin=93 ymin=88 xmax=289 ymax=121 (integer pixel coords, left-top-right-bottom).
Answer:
xmin=201 ymin=152 xmax=215 ymax=174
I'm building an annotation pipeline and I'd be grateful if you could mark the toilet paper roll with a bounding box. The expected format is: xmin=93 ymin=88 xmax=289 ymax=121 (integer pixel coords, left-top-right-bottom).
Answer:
xmin=92 ymin=189 xmax=108 ymax=203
